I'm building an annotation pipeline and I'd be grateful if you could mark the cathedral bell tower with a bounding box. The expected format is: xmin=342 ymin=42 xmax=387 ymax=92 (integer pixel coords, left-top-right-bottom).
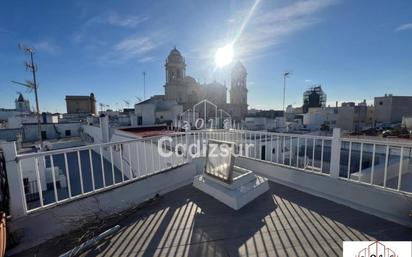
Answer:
xmin=230 ymin=61 xmax=248 ymax=120
xmin=165 ymin=47 xmax=186 ymax=84
xmin=164 ymin=47 xmax=187 ymax=103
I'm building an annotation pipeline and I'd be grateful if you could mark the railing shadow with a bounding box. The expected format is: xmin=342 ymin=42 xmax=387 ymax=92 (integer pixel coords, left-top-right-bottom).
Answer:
xmin=70 ymin=182 xmax=411 ymax=257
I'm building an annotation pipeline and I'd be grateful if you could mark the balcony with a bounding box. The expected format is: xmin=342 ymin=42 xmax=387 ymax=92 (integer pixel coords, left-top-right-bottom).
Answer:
xmin=2 ymin=129 xmax=412 ymax=256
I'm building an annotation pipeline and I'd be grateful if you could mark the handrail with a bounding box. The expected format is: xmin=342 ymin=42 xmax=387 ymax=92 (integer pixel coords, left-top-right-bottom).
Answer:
xmin=341 ymin=137 xmax=412 ymax=148
xmin=15 ymin=131 xmax=190 ymax=160
xmin=13 ymin=128 xmax=412 ymax=215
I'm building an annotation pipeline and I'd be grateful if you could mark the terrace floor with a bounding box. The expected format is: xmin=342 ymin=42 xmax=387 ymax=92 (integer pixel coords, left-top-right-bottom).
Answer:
xmin=13 ymin=181 xmax=412 ymax=257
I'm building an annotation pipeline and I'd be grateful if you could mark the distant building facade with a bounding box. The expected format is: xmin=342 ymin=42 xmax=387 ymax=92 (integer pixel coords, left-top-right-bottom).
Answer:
xmin=15 ymin=93 xmax=30 ymax=112
xmin=135 ymin=98 xmax=183 ymax=125
xmin=0 ymin=93 xmax=31 ymax=121
xmin=303 ymin=100 xmax=374 ymax=132
xmin=65 ymin=93 xmax=96 ymax=114
xmin=374 ymin=95 xmax=412 ymax=124
xmin=336 ymin=100 xmax=373 ymax=132
xmin=302 ymin=86 xmax=327 ymax=113
xmin=228 ymin=61 xmax=248 ymax=121
xmin=247 ymin=109 xmax=284 ymax=119
xmin=402 ymin=116 xmax=412 ymax=129
xmin=163 ymin=47 xmax=248 ymax=121
xmin=303 ymin=107 xmax=337 ymax=130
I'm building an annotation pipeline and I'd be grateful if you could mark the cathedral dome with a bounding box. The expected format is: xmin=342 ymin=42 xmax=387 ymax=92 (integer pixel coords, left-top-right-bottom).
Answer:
xmin=167 ymin=47 xmax=184 ymax=63
xmin=208 ymin=81 xmax=225 ymax=88
xmin=183 ymin=76 xmax=196 ymax=84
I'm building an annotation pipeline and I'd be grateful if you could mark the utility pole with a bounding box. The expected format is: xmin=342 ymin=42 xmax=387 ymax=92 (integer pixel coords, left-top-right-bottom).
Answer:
xmin=14 ymin=44 xmax=42 ymax=145
xmin=282 ymin=72 xmax=291 ymax=113
xmin=142 ymin=71 xmax=146 ymax=100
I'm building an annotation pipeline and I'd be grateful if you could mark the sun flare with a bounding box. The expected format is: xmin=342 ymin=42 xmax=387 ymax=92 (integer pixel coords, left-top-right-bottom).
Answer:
xmin=215 ymin=44 xmax=234 ymax=68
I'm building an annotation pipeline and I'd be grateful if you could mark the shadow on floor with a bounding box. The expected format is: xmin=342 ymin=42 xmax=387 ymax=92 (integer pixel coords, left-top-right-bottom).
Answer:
xmin=11 ymin=181 xmax=412 ymax=257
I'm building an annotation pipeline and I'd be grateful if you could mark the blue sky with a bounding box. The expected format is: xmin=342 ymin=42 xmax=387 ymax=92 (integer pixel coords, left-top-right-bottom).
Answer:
xmin=0 ymin=0 xmax=411 ymax=112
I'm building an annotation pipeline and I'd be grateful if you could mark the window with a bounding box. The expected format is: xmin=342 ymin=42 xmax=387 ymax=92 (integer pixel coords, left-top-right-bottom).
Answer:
xmin=41 ymin=131 xmax=47 ymax=140
xmin=65 ymin=130 xmax=71 ymax=136
xmin=379 ymin=102 xmax=383 ymax=105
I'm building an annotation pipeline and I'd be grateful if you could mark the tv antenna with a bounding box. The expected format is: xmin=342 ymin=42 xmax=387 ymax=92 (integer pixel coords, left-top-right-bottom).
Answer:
xmin=282 ymin=71 xmax=293 ymax=113
xmin=142 ymin=71 xmax=146 ymax=100
xmin=123 ymin=100 xmax=130 ymax=108
xmin=12 ymin=43 xmax=42 ymax=144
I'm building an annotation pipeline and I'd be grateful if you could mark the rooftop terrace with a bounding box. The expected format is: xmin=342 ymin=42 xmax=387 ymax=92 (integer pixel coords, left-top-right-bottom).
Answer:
xmin=13 ymin=181 xmax=411 ymax=257
xmin=2 ymin=129 xmax=411 ymax=256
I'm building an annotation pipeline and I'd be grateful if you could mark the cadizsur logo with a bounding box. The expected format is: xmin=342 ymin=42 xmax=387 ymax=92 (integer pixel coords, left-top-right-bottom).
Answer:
xmin=355 ymin=241 xmax=398 ymax=257
xmin=343 ymin=241 xmax=412 ymax=257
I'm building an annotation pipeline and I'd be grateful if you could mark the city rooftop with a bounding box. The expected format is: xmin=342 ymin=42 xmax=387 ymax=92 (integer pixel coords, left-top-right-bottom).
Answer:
xmin=1 ymin=1 xmax=412 ymax=257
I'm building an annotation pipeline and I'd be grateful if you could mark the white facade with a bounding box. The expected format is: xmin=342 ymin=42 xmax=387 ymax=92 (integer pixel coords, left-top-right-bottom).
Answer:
xmin=303 ymin=107 xmax=337 ymax=130
xmin=0 ymin=109 xmax=26 ymax=122
xmin=23 ymin=123 xmax=82 ymax=142
xmin=245 ymin=117 xmax=274 ymax=131
xmin=402 ymin=116 xmax=412 ymax=129
xmin=0 ymin=94 xmax=31 ymax=121
xmin=135 ymin=98 xmax=183 ymax=125
xmin=7 ymin=113 xmax=58 ymax=129
xmin=244 ymin=117 xmax=288 ymax=131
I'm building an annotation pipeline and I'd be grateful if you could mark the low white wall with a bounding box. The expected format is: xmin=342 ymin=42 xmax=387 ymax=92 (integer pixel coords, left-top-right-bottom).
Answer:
xmin=81 ymin=124 xmax=102 ymax=143
xmin=8 ymin=159 xmax=204 ymax=255
xmin=236 ymin=157 xmax=412 ymax=228
xmin=23 ymin=123 xmax=82 ymax=142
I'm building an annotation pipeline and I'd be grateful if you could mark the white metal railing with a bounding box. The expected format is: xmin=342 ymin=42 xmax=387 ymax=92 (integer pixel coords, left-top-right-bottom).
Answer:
xmin=340 ymin=137 xmax=412 ymax=193
xmin=13 ymin=129 xmax=412 ymax=215
xmin=220 ymin=130 xmax=412 ymax=195
xmin=199 ymin=130 xmax=333 ymax=175
xmin=16 ymin=133 xmax=190 ymax=214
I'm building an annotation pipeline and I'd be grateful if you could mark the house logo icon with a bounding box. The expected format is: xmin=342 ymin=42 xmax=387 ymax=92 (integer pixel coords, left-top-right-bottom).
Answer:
xmin=356 ymin=241 xmax=398 ymax=257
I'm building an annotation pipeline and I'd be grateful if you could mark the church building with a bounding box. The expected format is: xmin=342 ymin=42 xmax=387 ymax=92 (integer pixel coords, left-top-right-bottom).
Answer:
xmin=163 ymin=47 xmax=248 ymax=121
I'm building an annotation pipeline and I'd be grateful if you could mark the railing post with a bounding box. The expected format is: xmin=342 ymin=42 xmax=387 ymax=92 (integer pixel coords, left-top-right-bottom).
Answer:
xmin=330 ymin=128 xmax=341 ymax=178
xmin=100 ymin=115 xmax=109 ymax=143
xmin=1 ymin=142 xmax=26 ymax=218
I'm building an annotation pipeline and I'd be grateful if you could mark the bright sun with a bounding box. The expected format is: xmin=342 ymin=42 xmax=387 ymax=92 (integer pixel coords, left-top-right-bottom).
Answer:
xmin=215 ymin=44 xmax=234 ymax=68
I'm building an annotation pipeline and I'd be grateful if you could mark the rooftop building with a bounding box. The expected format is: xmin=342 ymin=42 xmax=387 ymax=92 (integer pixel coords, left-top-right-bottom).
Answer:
xmin=374 ymin=94 xmax=412 ymax=124
xmin=65 ymin=93 xmax=96 ymax=115
xmin=0 ymin=94 xmax=31 ymax=122
xmin=15 ymin=93 xmax=30 ymax=113
xmin=302 ymin=86 xmax=327 ymax=114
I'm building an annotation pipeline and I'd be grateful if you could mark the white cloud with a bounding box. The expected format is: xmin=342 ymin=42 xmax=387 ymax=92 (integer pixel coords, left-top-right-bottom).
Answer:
xmin=86 ymin=12 xmax=148 ymax=28
xmin=33 ymin=41 xmax=60 ymax=55
xmin=235 ymin=0 xmax=338 ymax=59
xmin=115 ymin=37 xmax=155 ymax=55
xmin=138 ymin=56 xmax=156 ymax=63
xmin=105 ymin=13 xmax=148 ymax=28
xmin=395 ymin=23 xmax=412 ymax=32
xmin=98 ymin=35 xmax=162 ymax=64
xmin=72 ymin=11 xmax=148 ymax=44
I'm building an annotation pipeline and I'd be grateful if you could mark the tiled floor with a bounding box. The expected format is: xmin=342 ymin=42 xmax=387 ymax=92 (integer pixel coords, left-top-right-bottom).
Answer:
xmin=13 ymin=181 xmax=412 ymax=257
